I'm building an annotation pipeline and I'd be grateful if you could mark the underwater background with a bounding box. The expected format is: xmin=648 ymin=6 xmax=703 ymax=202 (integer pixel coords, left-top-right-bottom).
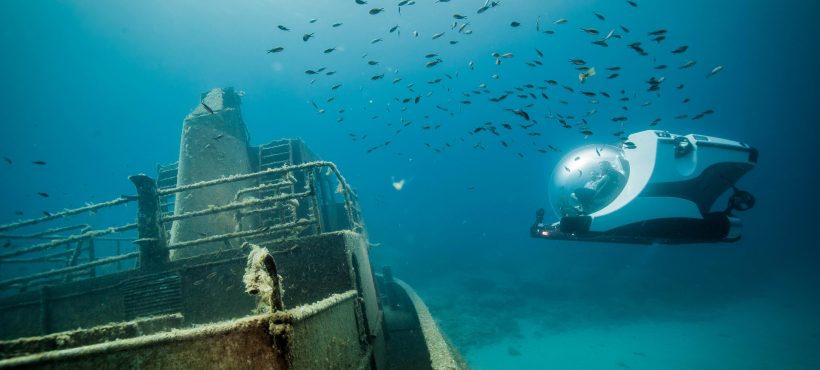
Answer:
xmin=1 ymin=0 xmax=818 ymax=369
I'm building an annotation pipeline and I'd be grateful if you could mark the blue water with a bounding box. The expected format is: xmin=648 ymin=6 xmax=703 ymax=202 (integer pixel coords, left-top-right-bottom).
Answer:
xmin=1 ymin=1 xmax=818 ymax=368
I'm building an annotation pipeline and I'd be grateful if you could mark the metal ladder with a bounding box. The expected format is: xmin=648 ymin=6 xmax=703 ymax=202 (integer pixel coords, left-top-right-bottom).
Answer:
xmin=256 ymin=140 xmax=297 ymax=228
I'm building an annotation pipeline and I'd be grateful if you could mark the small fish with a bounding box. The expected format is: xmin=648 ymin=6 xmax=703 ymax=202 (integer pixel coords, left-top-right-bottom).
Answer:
xmin=391 ymin=177 xmax=406 ymax=191
xmin=309 ymin=18 xmax=317 ymax=23
xmin=580 ymin=27 xmax=599 ymax=35
xmin=593 ymin=12 xmax=606 ymax=21
xmin=332 ymin=22 xmax=343 ymax=27
xmin=425 ymin=59 xmax=443 ymax=68
xmin=679 ymin=60 xmax=697 ymax=69
xmin=620 ymin=24 xmax=631 ymax=33
xmin=510 ymin=21 xmax=521 ymax=27
xmin=277 ymin=25 xmax=290 ymax=31
xmin=627 ymin=0 xmax=638 ymax=7
xmin=554 ymin=18 xmax=567 ymax=24
xmin=3 ymin=157 xmax=11 ymax=165
xmin=37 ymin=192 xmax=49 ymax=198
xmin=355 ymin=0 xmax=367 ymax=4
xmin=432 ymin=32 xmax=445 ymax=39
xmin=369 ymin=8 xmax=385 ymax=15
xmin=32 ymin=160 xmax=47 ymax=165
xmin=371 ymin=38 xmax=383 ymax=44
xmin=623 ymin=141 xmax=637 ymax=149
xmin=302 ymin=33 xmax=315 ymax=42
xmin=671 ymin=45 xmax=689 ymax=54
xmin=266 ymin=47 xmax=284 ymax=53
xmin=389 ymin=24 xmax=399 ymax=33
xmin=453 ymin=14 xmax=467 ymax=19
xmin=371 ymin=73 xmax=385 ymax=80
xmin=323 ymin=47 xmax=336 ymax=53
xmin=367 ymin=60 xmax=379 ymax=65
xmin=2 ymin=240 xmax=10 ymax=248
xmin=201 ymin=102 xmax=214 ymax=114
xmin=213 ymin=134 xmax=224 ymax=140
xmin=706 ymin=65 xmax=724 ymax=78
xmin=648 ymin=29 xmax=667 ymax=36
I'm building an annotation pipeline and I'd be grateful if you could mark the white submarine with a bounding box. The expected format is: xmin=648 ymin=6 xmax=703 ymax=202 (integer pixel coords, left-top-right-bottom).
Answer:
xmin=531 ymin=130 xmax=758 ymax=244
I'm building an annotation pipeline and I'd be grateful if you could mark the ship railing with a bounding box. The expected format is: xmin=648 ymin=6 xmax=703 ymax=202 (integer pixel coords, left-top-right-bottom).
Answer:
xmin=0 ymin=160 xmax=363 ymax=293
xmin=0 ymin=196 xmax=140 ymax=292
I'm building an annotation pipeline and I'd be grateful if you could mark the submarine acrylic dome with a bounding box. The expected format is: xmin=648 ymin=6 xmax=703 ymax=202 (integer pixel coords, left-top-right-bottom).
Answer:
xmin=548 ymin=144 xmax=630 ymax=218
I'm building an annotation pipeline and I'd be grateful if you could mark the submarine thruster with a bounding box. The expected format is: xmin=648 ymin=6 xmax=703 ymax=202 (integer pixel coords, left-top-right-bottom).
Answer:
xmin=531 ymin=130 xmax=758 ymax=244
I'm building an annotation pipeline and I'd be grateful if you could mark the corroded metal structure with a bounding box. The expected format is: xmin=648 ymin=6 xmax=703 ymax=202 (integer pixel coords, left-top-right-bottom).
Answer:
xmin=0 ymin=88 xmax=466 ymax=370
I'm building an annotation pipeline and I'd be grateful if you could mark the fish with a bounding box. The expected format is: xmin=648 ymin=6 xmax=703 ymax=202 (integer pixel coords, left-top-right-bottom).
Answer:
xmin=309 ymin=18 xmax=317 ymax=23
xmin=535 ymin=48 xmax=544 ymax=58
xmin=201 ymin=102 xmax=214 ymax=114
xmin=608 ymin=73 xmax=620 ymax=79
xmin=277 ymin=25 xmax=290 ymax=31
xmin=355 ymin=0 xmax=367 ymax=4
xmin=425 ymin=59 xmax=443 ymax=68
xmin=554 ymin=18 xmax=567 ymax=24
xmin=706 ymin=65 xmax=724 ymax=77
xmin=679 ymin=60 xmax=697 ymax=69
xmin=371 ymin=73 xmax=385 ymax=80
xmin=569 ymin=58 xmax=586 ymax=65
xmin=648 ymin=29 xmax=667 ymax=36
xmin=593 ymin=12 xmax=606 ymax=20
xmin=508 ymin=109 xmax=530 ymax=121
xmin=266 ymin=47 xmax=284 ymax=53
xmin=371 ymin=38 xmax=383 ymax=44
xmin=2 ymin=240 xmax=10 ymax=248
xmin=367 ymin=60 xmax=379 ymax=65
xmin=323 ymin=47 xmax=336 ymax=53
xmin=453 ymin=14 xmax=467 ymax=19
xmin=580 ymin=27 xmax=599 ymax=35
xmin=391 ymin=178 xmax=406 ymax=191
xmin=213 ymin=134 xmax=224 ymax=140
xmin=331 ymin=84 xmax=342 ymax=90
xmin=627 ymin=0 xmax=638 ymax=7
xmin=671 ymin=45 xmax=689 ymax=54
xmin=579 ymin=67 xmax=596 ymax=83
xmin=32 ymin=160 xmax=47 ymax=165
xmin=3 ymin=157 xmax=11 ymax=165
xmin=37 ymin=192 xmax=49 ymax=198
xmin=389 ymin=25 xmax=399 ymax=33
xmin=652 ymin=35 xmax=666 ymax=43
xmin=332 ymin=23 xmax=343 ymax=27
xmin=654 ymin=64 xmax=667 ymax=69
xmin=432 ymin=32 xmax=445 ymax=39
xmin=302 ymin=33 xmax=314 ymax=42
xmin=369 ymin=8 xmax=384 ymax=15
xmin=510 ymin=21 xmax=521 ymax=27
xmin=620 ymin=24 xmax=631 ymax=33
xmin=592 ymin=40 xmax=608 ymax=47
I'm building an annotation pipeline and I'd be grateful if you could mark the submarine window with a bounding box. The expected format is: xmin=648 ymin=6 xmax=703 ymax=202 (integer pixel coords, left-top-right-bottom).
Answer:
xmin=548 ymin=144 xmax=630 ymax=217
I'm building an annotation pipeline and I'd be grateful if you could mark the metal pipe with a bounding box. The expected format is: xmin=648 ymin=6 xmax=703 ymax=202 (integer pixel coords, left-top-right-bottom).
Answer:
xmin=0 ymin=197 xmax=134 ymax=233
xmin=160 ymin=161 xmax=333 ymax=195
xmin=167 ymin=219 xmax=315 ymax=250
xmin=0 ymin=252 xmax=139 ymax=290
xmin=0 ymin=224 xmax=137 ymax=260
xmin=162 ymin=191 xmax=311 ymax=223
